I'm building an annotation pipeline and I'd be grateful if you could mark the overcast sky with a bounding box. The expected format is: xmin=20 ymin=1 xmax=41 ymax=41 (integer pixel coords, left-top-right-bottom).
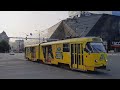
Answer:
xmin=0 ymin=11 xmax=68 ymax=40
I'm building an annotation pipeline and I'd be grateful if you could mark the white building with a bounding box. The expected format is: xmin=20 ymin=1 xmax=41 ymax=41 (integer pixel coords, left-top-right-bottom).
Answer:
xmin=68 ymin=11 xmax=113 ymax=18
xmin=11 ymin=40 xmax=24 ymax=52
xmin=87 ymin=11 xmax=112 ymax=14
xmin=68 ymin=11 xmax=81 ymax=18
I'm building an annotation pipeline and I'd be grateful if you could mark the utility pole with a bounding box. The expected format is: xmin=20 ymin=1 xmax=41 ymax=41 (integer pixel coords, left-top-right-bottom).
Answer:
xmin=35 ymin=30 xmax=40 ymax=60
xmin=18 ymin=38 xmax=20 ymax=53
xmin=39 ymin=30 xmax=40 ymax=59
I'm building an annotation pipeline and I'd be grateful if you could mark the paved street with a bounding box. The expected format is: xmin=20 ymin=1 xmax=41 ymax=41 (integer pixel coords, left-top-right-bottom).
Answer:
xmin=0 ymin=53 xmax=120 ymax=79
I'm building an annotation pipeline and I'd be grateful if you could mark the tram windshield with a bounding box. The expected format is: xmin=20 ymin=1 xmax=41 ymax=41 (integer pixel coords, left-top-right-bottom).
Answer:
xmin=86 ymin=42 xmax=106 ymax=53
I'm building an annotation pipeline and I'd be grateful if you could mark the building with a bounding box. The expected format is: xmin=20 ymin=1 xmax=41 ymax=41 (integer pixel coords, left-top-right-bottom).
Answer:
xmin=45 ymin=13 xmax=120 ymax=52
xmin=0 ymin=31 xmax=9 ymax=43
xmin=24 ymin=12 xmax=120 ymax=52
xmin=68 ymin=11 xmax=120 ymax=18
xmin=12 ymin=40 xmax=24 ymax=53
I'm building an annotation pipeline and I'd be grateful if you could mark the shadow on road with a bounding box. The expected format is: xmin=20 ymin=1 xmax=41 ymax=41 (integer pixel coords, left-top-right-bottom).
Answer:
xmin=72 ymin=69 xmax=113 ymax=78
xmin=27 ymin=60 xmax=114 ymax=78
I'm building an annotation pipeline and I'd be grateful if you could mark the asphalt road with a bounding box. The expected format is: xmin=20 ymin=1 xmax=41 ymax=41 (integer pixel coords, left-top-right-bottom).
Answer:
xmin=0 ymin=53 xmax=120 ymax=79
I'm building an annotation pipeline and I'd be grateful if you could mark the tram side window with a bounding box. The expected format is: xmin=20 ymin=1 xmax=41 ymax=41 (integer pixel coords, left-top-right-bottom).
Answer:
xmin=30 ymin=47 xmax=32 ymax=52
xmin=42 ymin=46 xmax=46 ymax=59
xmin=48 ymin=46 xmax=54 ymax=59
xmin=26 ymin=47 xmax=31 ymax=53
xmin=63 ymin=43 xmax=70 ymax=52
xmin=30 ymin=47 xmax=34 ymax=53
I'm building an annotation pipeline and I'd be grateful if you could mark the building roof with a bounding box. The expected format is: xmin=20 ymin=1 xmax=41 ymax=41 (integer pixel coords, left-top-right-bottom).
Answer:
xmin=45 ymin=14 xmax=102 ymax=40
xmin=24 ymin=13 xmax=120 ymax=46
xmin=45 ymin=21 xmax=62 ymax=38
xmin=64 ymin=14 xmax=102 ymax=37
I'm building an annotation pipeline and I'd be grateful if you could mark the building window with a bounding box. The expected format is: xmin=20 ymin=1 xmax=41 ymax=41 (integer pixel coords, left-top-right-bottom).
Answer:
xmin=63 ymin=43 xmax=70 ymax=52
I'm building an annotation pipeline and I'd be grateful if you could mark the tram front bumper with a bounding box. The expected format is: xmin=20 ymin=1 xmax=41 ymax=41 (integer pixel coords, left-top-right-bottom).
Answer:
xmin=95 ymin=66 xmax=110 ymax=72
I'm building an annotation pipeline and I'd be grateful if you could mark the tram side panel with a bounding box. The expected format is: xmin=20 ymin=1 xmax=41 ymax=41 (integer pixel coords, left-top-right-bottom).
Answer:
xmin=82 ymin=43 xmax=95 ymax=71
xmin=50 ymin=44 xmax=58 ymax=65
xmin=40 ymin=43 xmax=71 ymax=66
xmin=35 ymin=45 xmax=39 ymax=61
xmin=51 ymin=43 xmax=71 ymax=66
xmin=39 ymin=45 xmax=45 ymax=62
xmin=25 ymin=47 xmax=31 ymax=60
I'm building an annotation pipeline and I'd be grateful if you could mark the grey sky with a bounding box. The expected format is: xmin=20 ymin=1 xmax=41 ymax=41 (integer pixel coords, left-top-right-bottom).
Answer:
xmin=0 ymin=11 xmax=68 ymax=39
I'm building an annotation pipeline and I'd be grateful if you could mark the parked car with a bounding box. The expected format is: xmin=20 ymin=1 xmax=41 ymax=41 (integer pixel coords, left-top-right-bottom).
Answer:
xmin=9 ymin=51 xmax=15 ymax=55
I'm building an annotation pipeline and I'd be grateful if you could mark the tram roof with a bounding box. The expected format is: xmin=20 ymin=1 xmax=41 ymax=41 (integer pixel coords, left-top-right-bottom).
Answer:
xmin=25 ymin=44 xmax=40 ymax=47
xmin=25 ymin=37 xmax=102 ymax=47
xmin=40 ymin=37 xmax=101 ymax=46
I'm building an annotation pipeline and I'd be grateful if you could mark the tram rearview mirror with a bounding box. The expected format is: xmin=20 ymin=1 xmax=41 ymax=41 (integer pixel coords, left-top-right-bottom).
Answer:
xmin=84 ymin=48 xmax=88 ymax=52
xmin=84 ymin=48 xmax=91 ymax=54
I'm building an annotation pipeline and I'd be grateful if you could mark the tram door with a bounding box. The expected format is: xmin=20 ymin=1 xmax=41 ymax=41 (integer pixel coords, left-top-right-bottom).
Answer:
xmin=43 ymin=46 xmax=47 ymax=62
xmin=43 ymin=46 xmax=48 ymax=62
xmin=71 ymin=44 xmax=84 ymax=69
xmin=43 ymin=46 xmax=53 ymax=63
xmin=31 ymin=47 xmax=36 ymax=60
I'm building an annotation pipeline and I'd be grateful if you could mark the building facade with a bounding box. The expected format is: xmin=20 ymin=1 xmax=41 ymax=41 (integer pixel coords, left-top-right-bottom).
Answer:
xmin=68 ymin=11 xmax=120 ymax=18
xmin=11 ymin=40 xmax=24 ymax=53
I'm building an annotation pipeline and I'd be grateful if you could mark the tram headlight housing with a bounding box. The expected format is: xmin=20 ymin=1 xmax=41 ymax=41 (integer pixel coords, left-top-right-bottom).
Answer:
xmin=95 ymin=60 xmax=98 ymax=63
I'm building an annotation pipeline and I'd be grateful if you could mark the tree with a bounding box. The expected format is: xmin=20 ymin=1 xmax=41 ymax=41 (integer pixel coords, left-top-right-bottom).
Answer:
xmin=0 ymin=40 xmax=10 ymax=53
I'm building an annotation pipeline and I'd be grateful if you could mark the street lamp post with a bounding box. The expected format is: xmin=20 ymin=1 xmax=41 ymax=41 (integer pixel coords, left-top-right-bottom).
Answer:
xmin=35 ymin=30 xmax=45 ymax=44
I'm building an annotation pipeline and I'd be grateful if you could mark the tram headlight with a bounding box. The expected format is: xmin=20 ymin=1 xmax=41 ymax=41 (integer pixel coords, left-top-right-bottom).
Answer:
xmin=95 ymin=60 xmax=98 ymax=63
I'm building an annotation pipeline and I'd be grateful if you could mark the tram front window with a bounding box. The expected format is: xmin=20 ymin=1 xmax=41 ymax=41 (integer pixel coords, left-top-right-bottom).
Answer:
xmin=90 ymin=43 xmax=106 ymax=53
xmin=86 ymin=42 xmax=106 ymax=53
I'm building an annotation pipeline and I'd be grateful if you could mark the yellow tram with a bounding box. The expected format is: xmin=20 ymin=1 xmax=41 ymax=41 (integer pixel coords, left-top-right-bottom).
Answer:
xmin=25 ymin=37 xmax=108 ymax=71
